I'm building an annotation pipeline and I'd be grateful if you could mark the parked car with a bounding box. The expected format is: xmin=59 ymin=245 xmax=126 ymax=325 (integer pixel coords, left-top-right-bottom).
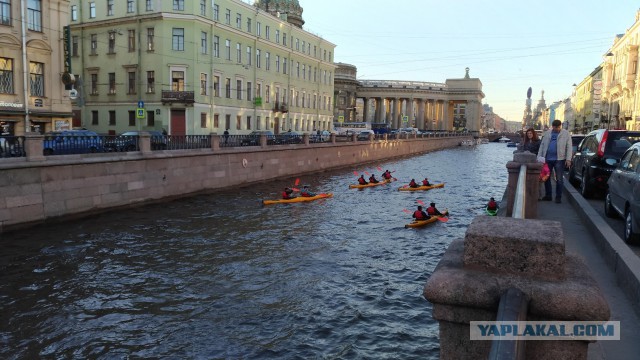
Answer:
xmin=105 ymin=130 xmax=167 ymax=151
xmin=310 ymin=130 xmax=331 ymax=143
xmin=569 ymin=129 xmax=640 ymax=197
xmin=43 ymin=130 xmax=104 ymax=155
xmin=605 ymin=142 xmax=640 ymax=243
xmin=357 ymin=130 xmax=375 ymax=141
xmin=277 ymin=131 xmax=303 ymax=144
xmin=240 ymin=130 xmax=276 ymax=146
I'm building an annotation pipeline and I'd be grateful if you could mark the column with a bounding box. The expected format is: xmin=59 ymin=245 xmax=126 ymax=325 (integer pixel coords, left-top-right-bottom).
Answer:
xmin=376 ymin=98 xmax=384 ymax=123
xmin=363 ymin=97 xmax=370 ymax=123
xmin=391 ymin=98 xmax=399 ymax=129
xmin=418 ymin=99 xmax=426 ymax=130
xmin=406 ymin=98 xmax=414 ymax=128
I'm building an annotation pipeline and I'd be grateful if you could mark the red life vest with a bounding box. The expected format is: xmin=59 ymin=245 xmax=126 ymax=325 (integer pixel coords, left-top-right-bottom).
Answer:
xmin=427 ymin=206 xmax=437 ymax=215
xmin=409 ymin=180 xmax=418 ymax=187
xmin=422 ymin=179 xmax=430 ymax=186
xmin=283 ymin=191 xmax=292 ymax=199
xmin=413 ymin=210 xmax=426 ymax=219
xmin=358 ymin=177 xmax=367 ymax=185
xmin=487 ymin=201 xmax=498 ymax=210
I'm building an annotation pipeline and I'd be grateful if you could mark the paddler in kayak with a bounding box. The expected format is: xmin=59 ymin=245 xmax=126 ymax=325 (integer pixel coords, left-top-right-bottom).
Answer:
xmin=282 ymin=187 xmax=297 ymax=199
xmin=358 ymin=175 xmax=368 ymax=185
xmin=382 ymin=170 xmax=393 ymax=180
xmin=369 ymin=174 xmax=380 ymax=184
xmin=427 ymin=202 xmax=444 ymax=216
xmin=408 ymin=179 xmax=419 ymax=188
xmin=487 ymin=197 xmax=498 ymax=211
xmin=412 ymin=205 xmax=431 ymax=220
xmin=421 ymin=178 xmax=431 ymax=186
xmin=300 ymin=185 xmax=317 ymax=197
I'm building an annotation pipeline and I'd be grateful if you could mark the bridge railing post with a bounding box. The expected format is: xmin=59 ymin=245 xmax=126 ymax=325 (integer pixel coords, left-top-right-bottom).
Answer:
xmin=506 ymin=151 xmax=541 ymax=219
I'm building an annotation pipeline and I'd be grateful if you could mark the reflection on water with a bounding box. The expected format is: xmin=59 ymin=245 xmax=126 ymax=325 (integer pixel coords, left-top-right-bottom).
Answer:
xmin=0 ymin=143 xmax=515 ymax=359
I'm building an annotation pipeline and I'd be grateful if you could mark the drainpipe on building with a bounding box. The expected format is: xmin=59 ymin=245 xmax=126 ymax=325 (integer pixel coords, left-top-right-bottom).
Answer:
xmin=20 ymin=0 xmax=30 ymax=133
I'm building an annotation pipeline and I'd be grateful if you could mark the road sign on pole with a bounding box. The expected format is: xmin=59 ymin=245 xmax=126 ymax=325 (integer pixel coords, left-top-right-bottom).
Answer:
xmin=138 ymin=101 xmax=144 ymax=108
xmin=402 ymin=115 xmax=409 ymax=123
xmin=136 ymin=108 xmax=145 ymax=119
xmin=338 ymin=115 xmax=344 ymax=123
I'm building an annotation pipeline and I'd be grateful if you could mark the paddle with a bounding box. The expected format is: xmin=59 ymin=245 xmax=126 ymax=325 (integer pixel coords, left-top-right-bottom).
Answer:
xmin=417 ymin=200 xmax=449 ymax=222
xmin=292 ymin=178 xmax=300 ymax=192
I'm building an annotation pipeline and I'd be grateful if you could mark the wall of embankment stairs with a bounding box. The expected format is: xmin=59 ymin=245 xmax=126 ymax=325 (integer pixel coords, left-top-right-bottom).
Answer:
xmin=0 ymin=137 xmax=466 ymax=232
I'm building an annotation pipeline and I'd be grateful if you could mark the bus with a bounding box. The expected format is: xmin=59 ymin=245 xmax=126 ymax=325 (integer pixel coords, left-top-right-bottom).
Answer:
xmin=333 ymin=122 xmax=371 ymax=135
xmin=371 ymin=122 xmax=391 ymax=134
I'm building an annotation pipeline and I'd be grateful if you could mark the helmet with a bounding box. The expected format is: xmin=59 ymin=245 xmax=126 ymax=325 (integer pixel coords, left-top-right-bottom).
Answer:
xmin=430 ymin=202 xmax=436 ymax=206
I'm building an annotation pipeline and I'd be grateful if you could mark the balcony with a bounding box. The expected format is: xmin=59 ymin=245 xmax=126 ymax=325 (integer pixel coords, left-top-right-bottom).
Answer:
xmin=161 ymin=90 xmax=195 ymax=105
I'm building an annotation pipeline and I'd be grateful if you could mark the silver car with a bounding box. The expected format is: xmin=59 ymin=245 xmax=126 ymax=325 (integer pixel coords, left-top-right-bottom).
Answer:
xmin=605 ymin=142 xmax=640 ymax=243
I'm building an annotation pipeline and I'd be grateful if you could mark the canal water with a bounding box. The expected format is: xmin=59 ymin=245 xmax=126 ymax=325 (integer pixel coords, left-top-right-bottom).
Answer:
xmin=1 ymin=143 xmax=515 ymax=359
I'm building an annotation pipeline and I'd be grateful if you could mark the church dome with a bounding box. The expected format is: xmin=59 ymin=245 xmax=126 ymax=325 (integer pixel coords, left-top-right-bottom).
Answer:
xmin=254 ymin=0 xmax=305 ymax=28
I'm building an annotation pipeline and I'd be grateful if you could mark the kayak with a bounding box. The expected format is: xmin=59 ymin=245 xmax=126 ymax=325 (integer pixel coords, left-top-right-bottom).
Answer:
xmin=486 ymin=207 xmax=498 ymax=216
xmin=398 ymin=183 xmax=445 ymax=191
xmin=262 ymin=193 xmax=333 ymax=205
xmin=405 ymin=210 xmax=449 ymax=228
xmin=349 ymin=179 xmax=392 ymax=189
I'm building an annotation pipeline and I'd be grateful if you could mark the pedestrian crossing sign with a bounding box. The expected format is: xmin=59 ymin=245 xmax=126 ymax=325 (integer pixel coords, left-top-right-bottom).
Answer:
xmin=402 ymin=115 xmax=409 ymax=123
xmin=338 ymin=115 xmax=344 ymax=123
xmin=136 ymin=108 xmax=145 ymax=119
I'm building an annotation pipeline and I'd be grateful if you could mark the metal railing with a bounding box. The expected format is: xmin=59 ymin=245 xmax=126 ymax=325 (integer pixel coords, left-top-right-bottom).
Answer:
xmin=488 ymin=288 xmax=528 ymax=360
xmin=0 ymin=136 xmax=25 ymax=158
xmin=165 ymin=135 xmax=211 ymax=150
xmin=512 ymin=164 xmax=527 ymax=219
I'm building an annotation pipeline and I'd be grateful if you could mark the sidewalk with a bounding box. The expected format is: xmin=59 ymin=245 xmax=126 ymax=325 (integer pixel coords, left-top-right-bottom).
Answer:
xmin=537 ymin=180 xmax=640 ymax=360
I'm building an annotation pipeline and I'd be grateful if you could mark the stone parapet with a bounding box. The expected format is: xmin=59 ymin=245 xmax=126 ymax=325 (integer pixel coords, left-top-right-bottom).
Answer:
xmin=506 ymin=151 xmax=542 ymax=218
xmin=424 ymin=216 xmax=610 ymax=359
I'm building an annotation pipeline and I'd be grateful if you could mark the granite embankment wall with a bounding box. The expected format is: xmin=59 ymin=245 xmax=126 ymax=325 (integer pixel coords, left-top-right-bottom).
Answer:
xmin=0 ymin=136 xmax=465 ymax=232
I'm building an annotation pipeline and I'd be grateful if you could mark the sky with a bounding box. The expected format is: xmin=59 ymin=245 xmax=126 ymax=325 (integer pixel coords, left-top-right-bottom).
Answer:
xmin=280 ymin=0 xmax=640 ymax=122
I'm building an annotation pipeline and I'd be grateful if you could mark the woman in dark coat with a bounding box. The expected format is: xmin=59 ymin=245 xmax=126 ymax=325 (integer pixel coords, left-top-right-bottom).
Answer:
xmin=523 ymin=128 xmax=540 ymax=154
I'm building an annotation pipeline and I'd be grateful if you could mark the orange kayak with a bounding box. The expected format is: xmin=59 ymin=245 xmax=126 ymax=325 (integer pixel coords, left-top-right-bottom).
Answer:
xmin=398 ymin=183 xmax=445 ymax=191
xmin=262 ymin=193 xmax=333 ymax=205
xmin=405 ymin=211 xmax=449 ymax=228
xmin=349 ymin=179 xmax=393 ymax=189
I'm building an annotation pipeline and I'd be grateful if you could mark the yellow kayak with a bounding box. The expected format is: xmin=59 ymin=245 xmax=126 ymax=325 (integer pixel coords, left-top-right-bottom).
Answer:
xmin=398 ymin=183 xmax=445 ymax=191
xmin=405 ymin=211 xmax=449 ymax=228
xmin=349 ymin=179 xmax=392 ymax=189
xmin=262 ymin=193 xmax=333 ymax=205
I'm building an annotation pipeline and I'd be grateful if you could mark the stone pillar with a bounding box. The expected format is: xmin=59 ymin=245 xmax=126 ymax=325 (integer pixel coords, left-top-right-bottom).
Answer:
xmin=376 ymin=98 xmax=384 ymax=123
xmin=210 ymin=133 xmax=220 ymax=151
xmin=139 ymin=133 xmax=152 ymax=154
xmin=330 ymin=133 xmax=336 ymax=144
xmin=418 ymin=99 xmax=426 ymax=130
xmin=424 ymin=216 xmax=610 ymax=360
xmin=303 ymin=133 xmax=310 ymax=145
xmin=407 ymin=98 xmax=414 ymax=127
xmin=506 ymin=151 xmax=542 ymax=219
xmin=25 ymin=134 xmax=45 ymax=161
xmin=391 ymin=98 xmax=399 ymax=129
xmin=363 ymin=97 xmax=369 ymax=123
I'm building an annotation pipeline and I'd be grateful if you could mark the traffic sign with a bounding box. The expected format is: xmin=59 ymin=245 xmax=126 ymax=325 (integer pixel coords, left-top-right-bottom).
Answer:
xmin=402 ymin=115 xmax=409 ymax=123
xmin=136 ymin=108 xmax=145 ymax=118
xmin=338 ymin=115 xmax=344 ymax=123
xmin=138 ymin=100 xmax=144 ymax=108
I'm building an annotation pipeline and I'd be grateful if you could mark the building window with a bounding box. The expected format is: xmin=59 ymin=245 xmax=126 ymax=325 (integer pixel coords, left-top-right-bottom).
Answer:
xmin=236 ymin=13 xmax=241 ymax=28
xmin=236 ymin=79 xmax=242 ymax=100
xmin=200 ymin=73 xmax=207 ymax=95
xmin=283 ymin=32 xmax=287 ymax=46
xmin=302 ymin=64 xmax=305 ymax=80
xmin=225 ymin=114 xmax=231 ymax=130
xmin=225 ymin=39 xmax=231 ymax=60
xmin=128 ymin=110 xmax=136 ymax=126
xmin=225 ymin=78 xmax=231 ymax=98
xmin=27 ymin=0 xmax=42 ymax=31
xmin=236 ymin=115 xmax=241 ymax=130
xmin=92 ymin=110 xmax=99 ymax=125
xmin=200 ymin=0 xmax=206 ymax=16
xmin=201 ymin=31 xmax=207 ymax=54
xmin=236 ymin=43 xmax=241 ymax=63
xmin=213 ymin=75 xmax=219 ymax=97
xmin=107 ymin=0 xmax=113 ymax=16
xmin=214 ymin=114 xmax=219 ymax=128
xmin=147 ymin=28 xmax=154 ymax=51
xmin=256 ymin=22 xmax=261 ymax=37
xmin=265 ymin=52 xmax=270 ymax=71
xmin=89 ymin=2 xmax=95 ymax=18
xmin=257 ymin=115 xmax=261 ymax=130
xmin=247 ymin=81 xmax=252 ymax=102
xmin=90 ymin=73 xmax=98 ymax=95
xmin=225 ymin=9 xmax=230 ymax=25
xmin=247 ymin=18 xmax=251 ymax=33
xmin=29 ymin=62 xmax=44 ymax=96
xmin=213 ymin=36 xmax=219 ymax=57
xmin=172 ymin=28 xmax=184 ymax=51
xmin=265 ymin=26 xmax=270 ymax=40
xmin=213 ymin=4 xmax=218 ymax=20
xmin=275 ymin=30 xmax=280 ymax=43
xmin=108 ymin=72 xmax=116 ymax=94
xmin=171 ymin=71 xmax=184 ymax=91
xmin=128 ymin=30 xmax=136 ymax=52
xmin=109 ymin=111 xmax=116 ymax=125
xmin=256 ymin=83 xmax=261 ymax=100
xmin=275 ymin=55 xmax=280 ymax=72
xmin=127 ymin=0 xmax=134 ymax=13
xmin=283 ymin=57 xmax=287 ymax=74
xmin=128 ymin=71 xmax=136 ymax=94
xmin=200 ymin=113 xmax=207 ymax=128
xmin=295 ymin=38 xmax=299 ymax=51
xmin=246 ymin=46 xmax=251 ymax=66
xmin=256 ymin=49 xmax=261 ymax=68
xmin=173 ymin=0 xmax=184 ymax=11
xmin=147 ymin=110 xmax=155 ymax=126
xmin=108 ymin=32 xmax=116 ymax=54
xmin=246 ymin=116 xmax=251 ymax=130
xmin=146 ymin=71 xmax=154 ymax=93
xmin=72 ymin=36 xmax=79 ymax=56
xmin=70 ymin=5 xmax=77 ymax=21
xmin=265 ymin=85 xmax=270 ymax=103
xmin=0 ymin=57 xmax=13 ymax=94
xmin=146 ymin=0 xmax=153 ymax=11
xmin=296 ymin=62 xmax=299 ymax=78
